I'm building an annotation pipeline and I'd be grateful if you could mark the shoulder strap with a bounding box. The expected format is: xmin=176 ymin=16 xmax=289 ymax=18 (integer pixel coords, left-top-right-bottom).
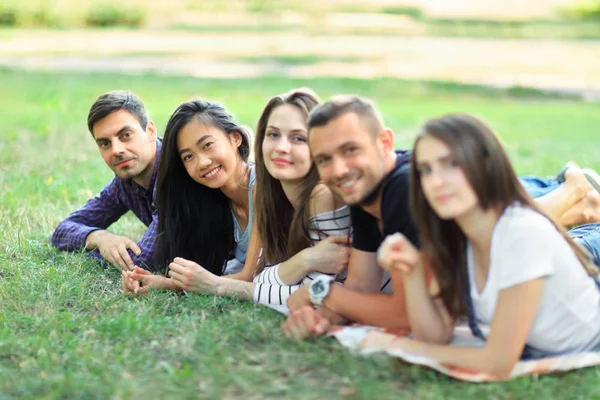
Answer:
xmin=463 ymin=270 xmax=487 ymax=341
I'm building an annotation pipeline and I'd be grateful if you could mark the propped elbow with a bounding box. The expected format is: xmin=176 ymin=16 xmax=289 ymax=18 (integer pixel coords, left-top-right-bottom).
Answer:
xmin=50 ymin=228 xmax=65 ymax=249
xmin=411 ymin=328 xmax=452 ymax=345
xmin=483 ymin=358 xmax=517 ymax=380
xmin=487 ymin=365 xmax=514 ymax=380
xmin=384 ymin=313 xmax=412 ymax=333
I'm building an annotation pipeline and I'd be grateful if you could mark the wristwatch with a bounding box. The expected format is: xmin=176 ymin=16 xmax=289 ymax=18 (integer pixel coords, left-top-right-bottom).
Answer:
xmin=309 ymin=275 xmax=335 ymax=306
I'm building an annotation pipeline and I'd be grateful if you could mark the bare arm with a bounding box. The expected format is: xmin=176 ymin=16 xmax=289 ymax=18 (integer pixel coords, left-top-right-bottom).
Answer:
xmin=378 ymin=233 xmax=453 ymax=343
xmin=398 ymin=278 xmax=545 ymax=379
xmin=402 ymin=271 xmax=453 ymax=343
xmin=283 ymin=263 xmax=413 ymax=337
xmin=124 ymin=267 xmax=181 ymax=295
xmin=317 ymin=248 xmax=408 ymax=327
xmin=213 ymin=277 xmax=255 ymax=300
xmin=273 ymin=252 xmax=311 ymax=285
xmin=276 ymin=235 xmax=350 ymax=285
xmin=276 ymin=184 xmax=349 ymax=285
xmin=321 ymin=269 xmax=411 ymax=331
xmin=227 ymin=217 xmax=262 ymax=282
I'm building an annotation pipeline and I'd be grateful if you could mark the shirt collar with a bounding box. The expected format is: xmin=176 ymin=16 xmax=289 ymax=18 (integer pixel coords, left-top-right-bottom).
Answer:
xmin=131 ymin=138 xmax=162 ymax=198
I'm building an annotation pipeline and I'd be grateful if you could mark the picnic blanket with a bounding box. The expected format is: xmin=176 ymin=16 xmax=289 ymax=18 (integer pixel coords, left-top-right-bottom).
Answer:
xmin=328 ymin=325 xmax=600 ymax=382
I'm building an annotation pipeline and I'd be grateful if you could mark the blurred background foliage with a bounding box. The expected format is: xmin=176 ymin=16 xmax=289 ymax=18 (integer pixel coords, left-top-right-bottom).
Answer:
xmin=0 ymin=0 xmax=598 ymax=39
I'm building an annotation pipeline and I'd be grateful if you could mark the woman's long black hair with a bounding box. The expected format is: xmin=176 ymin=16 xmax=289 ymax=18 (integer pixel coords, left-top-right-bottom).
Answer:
xmin=151 ymin=99 xmax=250 ymax=275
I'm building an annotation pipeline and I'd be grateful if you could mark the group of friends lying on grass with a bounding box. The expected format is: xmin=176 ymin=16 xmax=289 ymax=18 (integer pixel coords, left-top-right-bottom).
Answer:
xmin=51 ymin=89 xmax=600 ymax=378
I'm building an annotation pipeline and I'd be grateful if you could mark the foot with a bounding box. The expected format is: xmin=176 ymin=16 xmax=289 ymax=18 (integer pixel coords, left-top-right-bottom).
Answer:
xmin=582 ymin=168 xmax=600 ymax=195
xmin=560 ymin=190 xmax=600 ymax=226
xmin=556 ymin=161 xmax=580 ymax=183
xmin=563 ymin=166 xmax=594 ymax=202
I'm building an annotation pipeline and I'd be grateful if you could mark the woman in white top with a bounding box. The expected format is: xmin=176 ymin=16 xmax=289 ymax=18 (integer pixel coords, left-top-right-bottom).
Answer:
xmin=377 ymin=113 xmax=600 ymax=379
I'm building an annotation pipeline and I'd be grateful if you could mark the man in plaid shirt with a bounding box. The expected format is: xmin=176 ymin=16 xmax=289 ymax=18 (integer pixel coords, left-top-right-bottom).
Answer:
xmin=51 ymin=91 xmax=160 ymax=271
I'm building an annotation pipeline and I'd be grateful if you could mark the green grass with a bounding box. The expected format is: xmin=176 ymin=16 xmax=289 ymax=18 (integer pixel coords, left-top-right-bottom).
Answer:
xmin=1 ymin=69 xmax=600 ymax=398
xmin=84 ymin=3 xmax=146 ymax=28
xmin=380 ymin=6 xmax=424 ymax=20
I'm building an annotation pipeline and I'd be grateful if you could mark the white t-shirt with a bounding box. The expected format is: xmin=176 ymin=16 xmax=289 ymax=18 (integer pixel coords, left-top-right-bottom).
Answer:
xmin=467 ymin=203 xmax=600 ymax=354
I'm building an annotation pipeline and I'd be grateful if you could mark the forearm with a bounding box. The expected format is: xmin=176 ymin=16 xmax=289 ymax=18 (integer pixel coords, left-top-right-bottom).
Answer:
xmin=54 ymin=225 xmax=112 ymax=266
xmin=147 ymin=275 xmax=182 ymax=292
xmin=84 ymin=229 xmax=103 ymax=250
xmin=52 ymin=221 xmax=100 ymax=251
xmin=408 ymin=340 xmax=515 ymax=379
xmin=53 ymin=182 xmax=127 ymax=251
xmin=322 ymin=285 xmax=410 ymax=331
xmin=214 ymin=277 xmax=255 ymax=301
xmin=163 ymin=278 xmax=181 ymax=291
xmin=403 ymin=270 xmax=450 ymax=343
xmin=276 ymin=252 xmax=309 ymax=285
xmin=227 ymin=270 xmax=254 ymax=282
xmin=231 ymin=224 xmax=262 ymax=282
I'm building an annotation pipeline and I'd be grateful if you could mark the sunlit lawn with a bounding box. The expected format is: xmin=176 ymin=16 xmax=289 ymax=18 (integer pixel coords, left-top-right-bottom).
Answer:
xmin=1 ymin=69 xmax=600 ymax=399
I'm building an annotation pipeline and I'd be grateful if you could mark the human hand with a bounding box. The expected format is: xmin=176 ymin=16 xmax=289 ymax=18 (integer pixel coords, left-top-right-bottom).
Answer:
xmin=86 ymin=230 xmax=141 ymax=271
xmin=303 ymin=235 xmax=350 ymax=275
xmin=286 ymin=285 xmax=313 ymax=312
xmin=121 ymin=270 xmax=141 ymax=295
xmin=282 ymin=306 xmax=332 ymax=339
xmin=377 ymin=233 xmax=422 ymax=275
xmin=167 ymin=257 xmax=219 ymax=294
xmin=125 ymin=266 xmax=171 ymax=295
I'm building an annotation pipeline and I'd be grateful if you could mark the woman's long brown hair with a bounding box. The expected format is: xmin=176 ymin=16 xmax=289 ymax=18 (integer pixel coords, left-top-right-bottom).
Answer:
xmin=254 ymin=88 xmax=322 ymax=274
xmin=409 ymin=113 xmax=598 ymax=318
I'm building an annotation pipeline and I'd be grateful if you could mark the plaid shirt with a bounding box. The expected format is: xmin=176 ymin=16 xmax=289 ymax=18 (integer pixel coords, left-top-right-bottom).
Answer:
xmin=51 ymin=140 xmax=161 ymax=269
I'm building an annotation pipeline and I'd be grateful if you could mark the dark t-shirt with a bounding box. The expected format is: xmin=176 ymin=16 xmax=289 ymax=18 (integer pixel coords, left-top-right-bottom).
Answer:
xmin=351 ymin=150 xmax=419 ymax=252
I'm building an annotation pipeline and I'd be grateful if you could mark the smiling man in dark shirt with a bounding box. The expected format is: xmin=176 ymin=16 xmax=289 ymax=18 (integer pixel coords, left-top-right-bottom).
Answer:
xmin=51 ymin=91 xmax=160 ymax=271
xmin=282 ymin=95 xmax=420 ymax=337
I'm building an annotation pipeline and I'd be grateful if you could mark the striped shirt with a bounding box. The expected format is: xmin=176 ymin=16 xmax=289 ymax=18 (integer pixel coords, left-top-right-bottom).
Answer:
xmin=50 ymin=140 xmax=161 ymax=269
xmin=252 ymin=206 xmax=393 ymax=314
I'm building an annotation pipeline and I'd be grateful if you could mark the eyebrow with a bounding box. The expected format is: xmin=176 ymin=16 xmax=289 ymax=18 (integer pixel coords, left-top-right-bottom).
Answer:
xmin=179 ymin=134 xmax=213 ymax=155
xmin=95 ymin=125 xmax=134 ymax=143
xmin=416 ymin=153 xmax=454 ymax=167
xmin=266 ymin=125 xmax=307 ymax=134
xmin=116 ymin=125 xmax=134 ymax=137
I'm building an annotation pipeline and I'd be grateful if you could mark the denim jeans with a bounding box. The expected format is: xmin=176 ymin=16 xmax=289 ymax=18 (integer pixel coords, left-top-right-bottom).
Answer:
xmin=519 ymin=176 xmax=561 ymax=199
xmin=519 ymin=176 xmax=600 ymax=267
xmin=570 ymin=224 xmax=600 ymax=268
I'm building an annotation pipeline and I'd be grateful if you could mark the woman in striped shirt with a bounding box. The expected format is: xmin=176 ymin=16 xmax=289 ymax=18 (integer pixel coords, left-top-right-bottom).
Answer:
xmin=124 ymin=89 xmax=359 ymax=313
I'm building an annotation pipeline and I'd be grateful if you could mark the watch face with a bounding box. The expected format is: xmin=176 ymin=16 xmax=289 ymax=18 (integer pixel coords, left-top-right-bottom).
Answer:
xmin=312 ymin=280 xmax=326 ymax=295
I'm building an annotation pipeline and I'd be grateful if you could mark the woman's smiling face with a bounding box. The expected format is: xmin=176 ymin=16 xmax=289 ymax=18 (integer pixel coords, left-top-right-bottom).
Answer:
xmin=177 ymin=118 xmax=242 ymax=189
xmin=262 ymin=104 xmax=312 ymax=183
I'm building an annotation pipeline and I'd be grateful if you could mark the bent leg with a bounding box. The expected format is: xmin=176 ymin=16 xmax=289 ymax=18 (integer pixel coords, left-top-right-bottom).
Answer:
xmin=519 ymin=176 xmax=579 ymax=220
xmin=560 ymin=191 xmax=600 ymax=226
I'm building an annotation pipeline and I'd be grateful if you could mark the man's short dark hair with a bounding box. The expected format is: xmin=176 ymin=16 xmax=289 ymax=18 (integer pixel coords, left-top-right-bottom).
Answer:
xmin=87 ymin=91 xmax=149 ymax=136
xmin=306 ymin=95 xmax=384 ymax=137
